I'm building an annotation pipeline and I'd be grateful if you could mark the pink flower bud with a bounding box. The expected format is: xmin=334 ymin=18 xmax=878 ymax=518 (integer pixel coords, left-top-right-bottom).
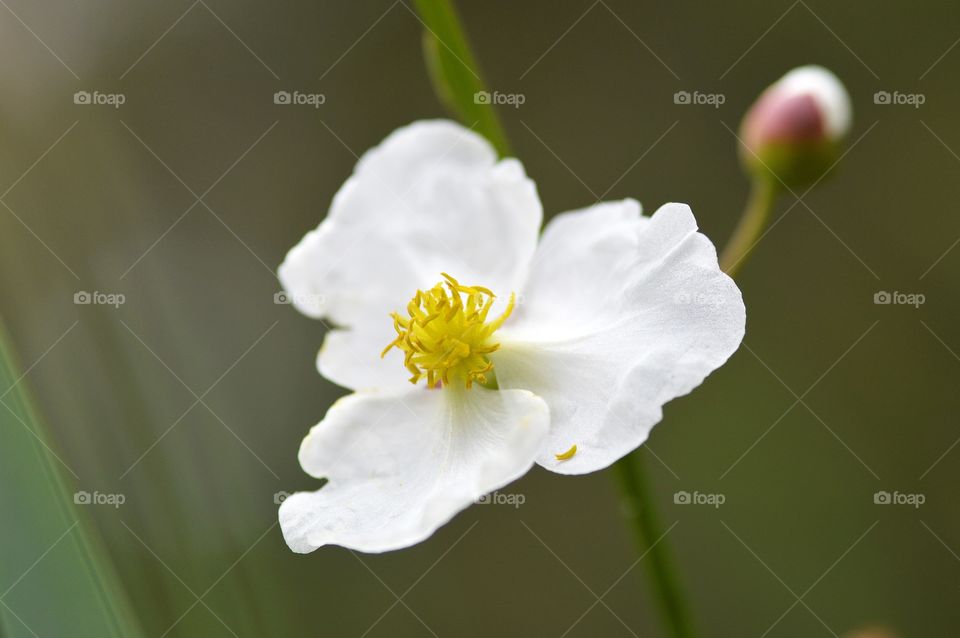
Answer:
xmin=740 ymin=65 xmax=852 ymax=188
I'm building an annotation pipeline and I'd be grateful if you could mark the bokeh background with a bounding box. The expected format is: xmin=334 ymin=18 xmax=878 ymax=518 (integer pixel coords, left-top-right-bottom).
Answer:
xmin=0 ymin=0 xmax=958 ymax=636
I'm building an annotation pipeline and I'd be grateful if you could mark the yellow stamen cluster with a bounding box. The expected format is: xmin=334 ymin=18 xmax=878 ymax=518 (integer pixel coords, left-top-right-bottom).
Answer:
xmin=381 ymin=273 xmax=515 ymax=389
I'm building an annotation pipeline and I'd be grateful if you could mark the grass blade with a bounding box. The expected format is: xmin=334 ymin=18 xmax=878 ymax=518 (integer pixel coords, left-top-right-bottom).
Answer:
xmin=0 ymin=318 xmax=144 ymax=638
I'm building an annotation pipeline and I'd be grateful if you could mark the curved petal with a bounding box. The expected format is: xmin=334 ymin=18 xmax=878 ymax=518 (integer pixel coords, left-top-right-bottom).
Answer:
xmin=277 ymin=120 xmax=542 ymax=390
xmin=493 ymin=200 xmax=745 ymax=475
xmin=279 ymin=386 xmax=549 ymax=553
xmin=315 ymin=316 xmax=412 ymax=392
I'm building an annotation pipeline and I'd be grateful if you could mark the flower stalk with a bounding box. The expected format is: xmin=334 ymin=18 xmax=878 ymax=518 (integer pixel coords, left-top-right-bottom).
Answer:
xmin=719 ymin=177 xmax=779 ymax=277
xmin=613 ymin=452 xmax=695 ymax=638
xmin=412 ymin=0 xmax=512 ymax=157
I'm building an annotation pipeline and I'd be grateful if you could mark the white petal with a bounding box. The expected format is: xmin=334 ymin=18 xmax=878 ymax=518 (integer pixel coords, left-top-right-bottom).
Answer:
xmin=279 ymin=386 xmax=549 ymax=553
xmin=493 ymin=200 xmax=745 ymax=475
xmin=315 ymin=316 xmax=413 ymax=392
xmin=277 ymin=120 xmax=542 ymax=391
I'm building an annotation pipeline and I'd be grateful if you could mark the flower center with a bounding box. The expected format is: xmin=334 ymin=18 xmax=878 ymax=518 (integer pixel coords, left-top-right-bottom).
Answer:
xmin=381 ymin=273 xmax=515 ymax=389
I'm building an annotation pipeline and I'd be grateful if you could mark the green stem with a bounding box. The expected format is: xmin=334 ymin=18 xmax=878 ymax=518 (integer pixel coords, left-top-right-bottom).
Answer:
xmin=412 ymin=0 xmax=512 ymax=157
xmin=719 ymin=178 xmax=779 ymax=277
xmin=611 ymin=179 xmax=779 ymax=638
xmin=614 ymin=451 xmax=694 ymax=638
xmin=611 ymin=178 xmax=779 ymax=638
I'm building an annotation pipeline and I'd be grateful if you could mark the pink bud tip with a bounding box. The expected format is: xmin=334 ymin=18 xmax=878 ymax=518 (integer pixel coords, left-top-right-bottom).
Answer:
xmin=743 ymin=65 xmax=852 ymax=149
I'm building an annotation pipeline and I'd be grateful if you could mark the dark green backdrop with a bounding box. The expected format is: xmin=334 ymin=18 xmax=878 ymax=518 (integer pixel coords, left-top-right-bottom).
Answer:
xmin=0 ymin=1 xmax=956 ymax=635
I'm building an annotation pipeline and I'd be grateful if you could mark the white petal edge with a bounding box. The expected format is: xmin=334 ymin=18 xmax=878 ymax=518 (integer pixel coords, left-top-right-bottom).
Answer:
xmin=492 ymin=200 xmax=745 ymax=475
xmin=279 ymin=386 xmax=549 ymax=553
xmin=277 ymin=119 xmax=543 ymax=391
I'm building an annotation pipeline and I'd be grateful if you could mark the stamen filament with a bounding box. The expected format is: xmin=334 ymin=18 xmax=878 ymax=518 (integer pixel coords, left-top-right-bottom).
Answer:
xmin=381 ymin=274 xmax=514 ymax=389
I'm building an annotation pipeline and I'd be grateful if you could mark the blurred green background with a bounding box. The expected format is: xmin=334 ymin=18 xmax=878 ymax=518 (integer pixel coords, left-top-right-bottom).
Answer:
xmin=0 ymin=0 xmax=957 ymax=635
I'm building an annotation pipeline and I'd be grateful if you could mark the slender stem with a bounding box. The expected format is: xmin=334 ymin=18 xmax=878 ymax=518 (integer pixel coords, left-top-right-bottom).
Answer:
xmin=719 ymin=178 xmax=779 ymax=277
xmin=614 ymin=451 xmax=694 ymax=638
xmin=611 ymin=178 xmax=779 ymax=638
xmin=412 ymin=0 xmax=512 ymax=157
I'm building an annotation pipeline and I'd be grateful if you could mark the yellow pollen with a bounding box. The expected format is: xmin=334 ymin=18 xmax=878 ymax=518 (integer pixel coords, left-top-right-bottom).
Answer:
xmin=382 ymin=273 xmax=514 ymax=389
xmin=555 ymin=445 xmax=577 ymax=461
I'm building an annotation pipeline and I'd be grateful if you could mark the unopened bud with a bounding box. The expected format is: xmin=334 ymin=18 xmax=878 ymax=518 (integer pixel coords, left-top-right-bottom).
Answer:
xmin=740 ymin=65 xmax=852 ymax=188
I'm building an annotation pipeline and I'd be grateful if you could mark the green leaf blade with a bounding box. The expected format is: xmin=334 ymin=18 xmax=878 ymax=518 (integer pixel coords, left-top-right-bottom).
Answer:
xmin=0 ymin=320 xmax=145 ymax=638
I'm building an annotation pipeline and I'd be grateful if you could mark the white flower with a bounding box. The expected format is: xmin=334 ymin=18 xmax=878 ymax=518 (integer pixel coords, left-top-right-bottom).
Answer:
xmin=277 ymin=120 xmax=745 ymax=553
